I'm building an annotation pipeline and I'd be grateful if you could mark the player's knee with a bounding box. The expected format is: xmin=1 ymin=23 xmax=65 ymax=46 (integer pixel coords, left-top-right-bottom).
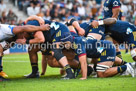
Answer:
xmin=133 ymin=56 xmax=136 ymax=62
xmin=48 ymin=61 xmax=54 ymax=67
xmin=52 ymin=49 xmax=64 ymax=61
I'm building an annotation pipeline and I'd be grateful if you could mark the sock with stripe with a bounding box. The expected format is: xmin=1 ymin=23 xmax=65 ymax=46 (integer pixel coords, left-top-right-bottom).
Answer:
xmin=31 ymin=63 xmax=38 ymax=74
xmin=64 ymin=64 xmax=73 ymax=75
xmin=116 ymin=51 xmax=122 ymax=59
xmin=121 ymin=60 xmax=127 ymax=65
xmin=117 ymin=65 xmax=127 ymax=73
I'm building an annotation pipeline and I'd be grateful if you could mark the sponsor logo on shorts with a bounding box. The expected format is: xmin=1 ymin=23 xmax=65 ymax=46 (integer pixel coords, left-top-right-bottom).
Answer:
xmin=107 ymin=56 xmax=115 ymax=60
xmin=99 ymin=30 xmax=104 ymax=34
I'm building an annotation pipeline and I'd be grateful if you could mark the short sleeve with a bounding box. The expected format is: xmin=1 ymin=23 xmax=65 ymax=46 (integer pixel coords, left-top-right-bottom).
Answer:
xmin=74 ymin=38 xmax=86 ymax=58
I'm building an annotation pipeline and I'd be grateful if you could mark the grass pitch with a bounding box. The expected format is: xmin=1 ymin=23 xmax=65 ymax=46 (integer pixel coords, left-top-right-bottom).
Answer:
xmin=0 ymin=51 xmax=136 ymax=91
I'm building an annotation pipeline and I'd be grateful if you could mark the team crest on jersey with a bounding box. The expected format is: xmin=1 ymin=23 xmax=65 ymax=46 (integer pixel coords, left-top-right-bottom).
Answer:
xmin=113 ymin=1 xmax=119 ymax=6
xmin=77 ymin=49 xmax=83 ymax=54
xmin=126 ymin=27 xmax=132 ymax=34
xmin=97 ymin=47 xmax=104 ymax=53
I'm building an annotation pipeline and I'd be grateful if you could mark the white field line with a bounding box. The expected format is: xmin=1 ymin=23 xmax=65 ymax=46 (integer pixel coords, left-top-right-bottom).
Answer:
xmin=3 ymin=57 xmax=29 ymax=59
xmin=3 ymin=60 xmax=41 ymax=63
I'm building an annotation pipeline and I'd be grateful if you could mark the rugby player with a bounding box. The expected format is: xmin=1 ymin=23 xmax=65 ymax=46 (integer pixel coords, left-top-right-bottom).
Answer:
xmin=0 ymin=23 xmax=50 ymax=79
xmin=41 ymin=25 xmax=135 ymax=78
xmin=65 ymin=18 xmax=127 ymax=70
xmin=102 ymin=0 xmax=123 ymax=59
xmin=18 ymin=15 xmax=79 ymax=79
xmin=0 ymin=35 xmax=26 ymax=81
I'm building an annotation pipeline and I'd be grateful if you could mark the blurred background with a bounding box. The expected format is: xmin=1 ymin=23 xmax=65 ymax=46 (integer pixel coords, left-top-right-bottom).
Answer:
xmin=0 ymin=0 xmax=136 ymax=25
xmin=0 ymin=0 xmax=136 ymax=53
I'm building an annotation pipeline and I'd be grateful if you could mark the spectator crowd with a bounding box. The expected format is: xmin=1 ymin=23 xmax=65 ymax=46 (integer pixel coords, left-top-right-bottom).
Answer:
xmin=0 ymin=0 xmax=136 ymax=25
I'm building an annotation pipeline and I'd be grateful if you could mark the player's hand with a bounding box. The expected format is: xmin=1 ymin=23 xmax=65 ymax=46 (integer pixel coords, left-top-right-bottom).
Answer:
xmin=37 ymin=17 xmax=45 ymax=25
xmin=80 ymin=77 xmax=87 ymax=80
xmin=41 ymin=24 xmax=50 ymax=31
xmin=78 ymin=28 xmax=85 ymax=36
xmin=16 ymin=38 xmax=26 ymax=44
xmin=91 ymin=20 xmax=99 ymax=28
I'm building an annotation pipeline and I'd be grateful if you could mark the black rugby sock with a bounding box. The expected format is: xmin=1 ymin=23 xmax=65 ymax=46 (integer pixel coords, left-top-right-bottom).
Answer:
xmin=31 ymin=63 xmax=38 ymax=74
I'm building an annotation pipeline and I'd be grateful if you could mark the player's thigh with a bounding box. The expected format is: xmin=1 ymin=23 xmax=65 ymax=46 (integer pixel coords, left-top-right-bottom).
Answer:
xmin=47 ymin=55 xmax=62 ymax=68
xmin=97 ymin=61 xmax=114 ymax=77
xmin=62 ymin=49 xmax=75 ymax=61
xmin=28 ymin=44 xmax=41 ymax=53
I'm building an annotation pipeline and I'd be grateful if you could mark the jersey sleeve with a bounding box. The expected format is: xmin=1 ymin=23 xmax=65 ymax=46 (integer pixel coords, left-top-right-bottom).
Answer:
xmin=111 ymin=0 xmax=121 ymax=9
xmin=74 ymin=38 xmax=86 ymax=58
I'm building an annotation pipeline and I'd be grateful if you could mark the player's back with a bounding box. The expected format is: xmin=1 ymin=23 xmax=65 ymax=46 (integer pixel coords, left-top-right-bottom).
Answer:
xmin=107 ymin=20 xmax=136 ymax=34
xmin=73 ymin=36 xmax=100 ymax=58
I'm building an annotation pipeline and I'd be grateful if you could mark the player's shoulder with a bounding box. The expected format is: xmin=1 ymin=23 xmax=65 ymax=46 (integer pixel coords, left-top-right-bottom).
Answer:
xmin=77 ymin=37 xmax=87 ymax=45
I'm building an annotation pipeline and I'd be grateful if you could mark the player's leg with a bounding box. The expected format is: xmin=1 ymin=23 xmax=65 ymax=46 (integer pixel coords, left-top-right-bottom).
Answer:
xmin=47 ymin=55 xmax=62 ymax=67
xmin=125 ymin=44 xmax=129 ymax=54
xmin=113 ymin=39 xmax=122 ymax=59
xmin=114 ymin=56 xmax=127 ymax=66
xmin=0 ymin=42 xmax=8 ymax=78
xmin=96 ymin=61 xmax=116 ymax=77
xmin=51 ymin=29 xmax=75 ymax=79
xmin=25 ymin=44 xmax=41 ymax=78
xmin=41 ymin=54 xmax=48 ymax=75
xmin=0 ymin=44 xmax=3 ymax=74
xmin=97 ymin=61 xmax=135 ymax=77
xmin=47 ymin=55 xmax=79 ymax=68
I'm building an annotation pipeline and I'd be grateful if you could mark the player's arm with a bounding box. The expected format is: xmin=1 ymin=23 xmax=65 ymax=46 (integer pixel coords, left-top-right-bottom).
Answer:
xmin=112 ymin=0 xmax=121 ymax=19
xmin=112 ymin=8 xmax=120 ymax=19
xmin=67 ymin=18 xmax=85 ymax=36
xmin=91 ymin=18 xmax=117 ymax=28
xmin=76 ymin=41 xmax=87 ymax=80
xmin=29 ymin=31 xmax=45 ymax=44
xmin=79 ymin=54 xmax=87 ymax=80
xmin=16 ymin=31 xmax=45 ymax=44
xmin=13 ymin=24 xmax=50 ymax=35
xmin=25 ymin=15 xmax=45 ymax=25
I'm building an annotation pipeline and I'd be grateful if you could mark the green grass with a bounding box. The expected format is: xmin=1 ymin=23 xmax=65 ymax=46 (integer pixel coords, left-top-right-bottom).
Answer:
xmin=0 ymin=51 xmax=136 ymax=91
